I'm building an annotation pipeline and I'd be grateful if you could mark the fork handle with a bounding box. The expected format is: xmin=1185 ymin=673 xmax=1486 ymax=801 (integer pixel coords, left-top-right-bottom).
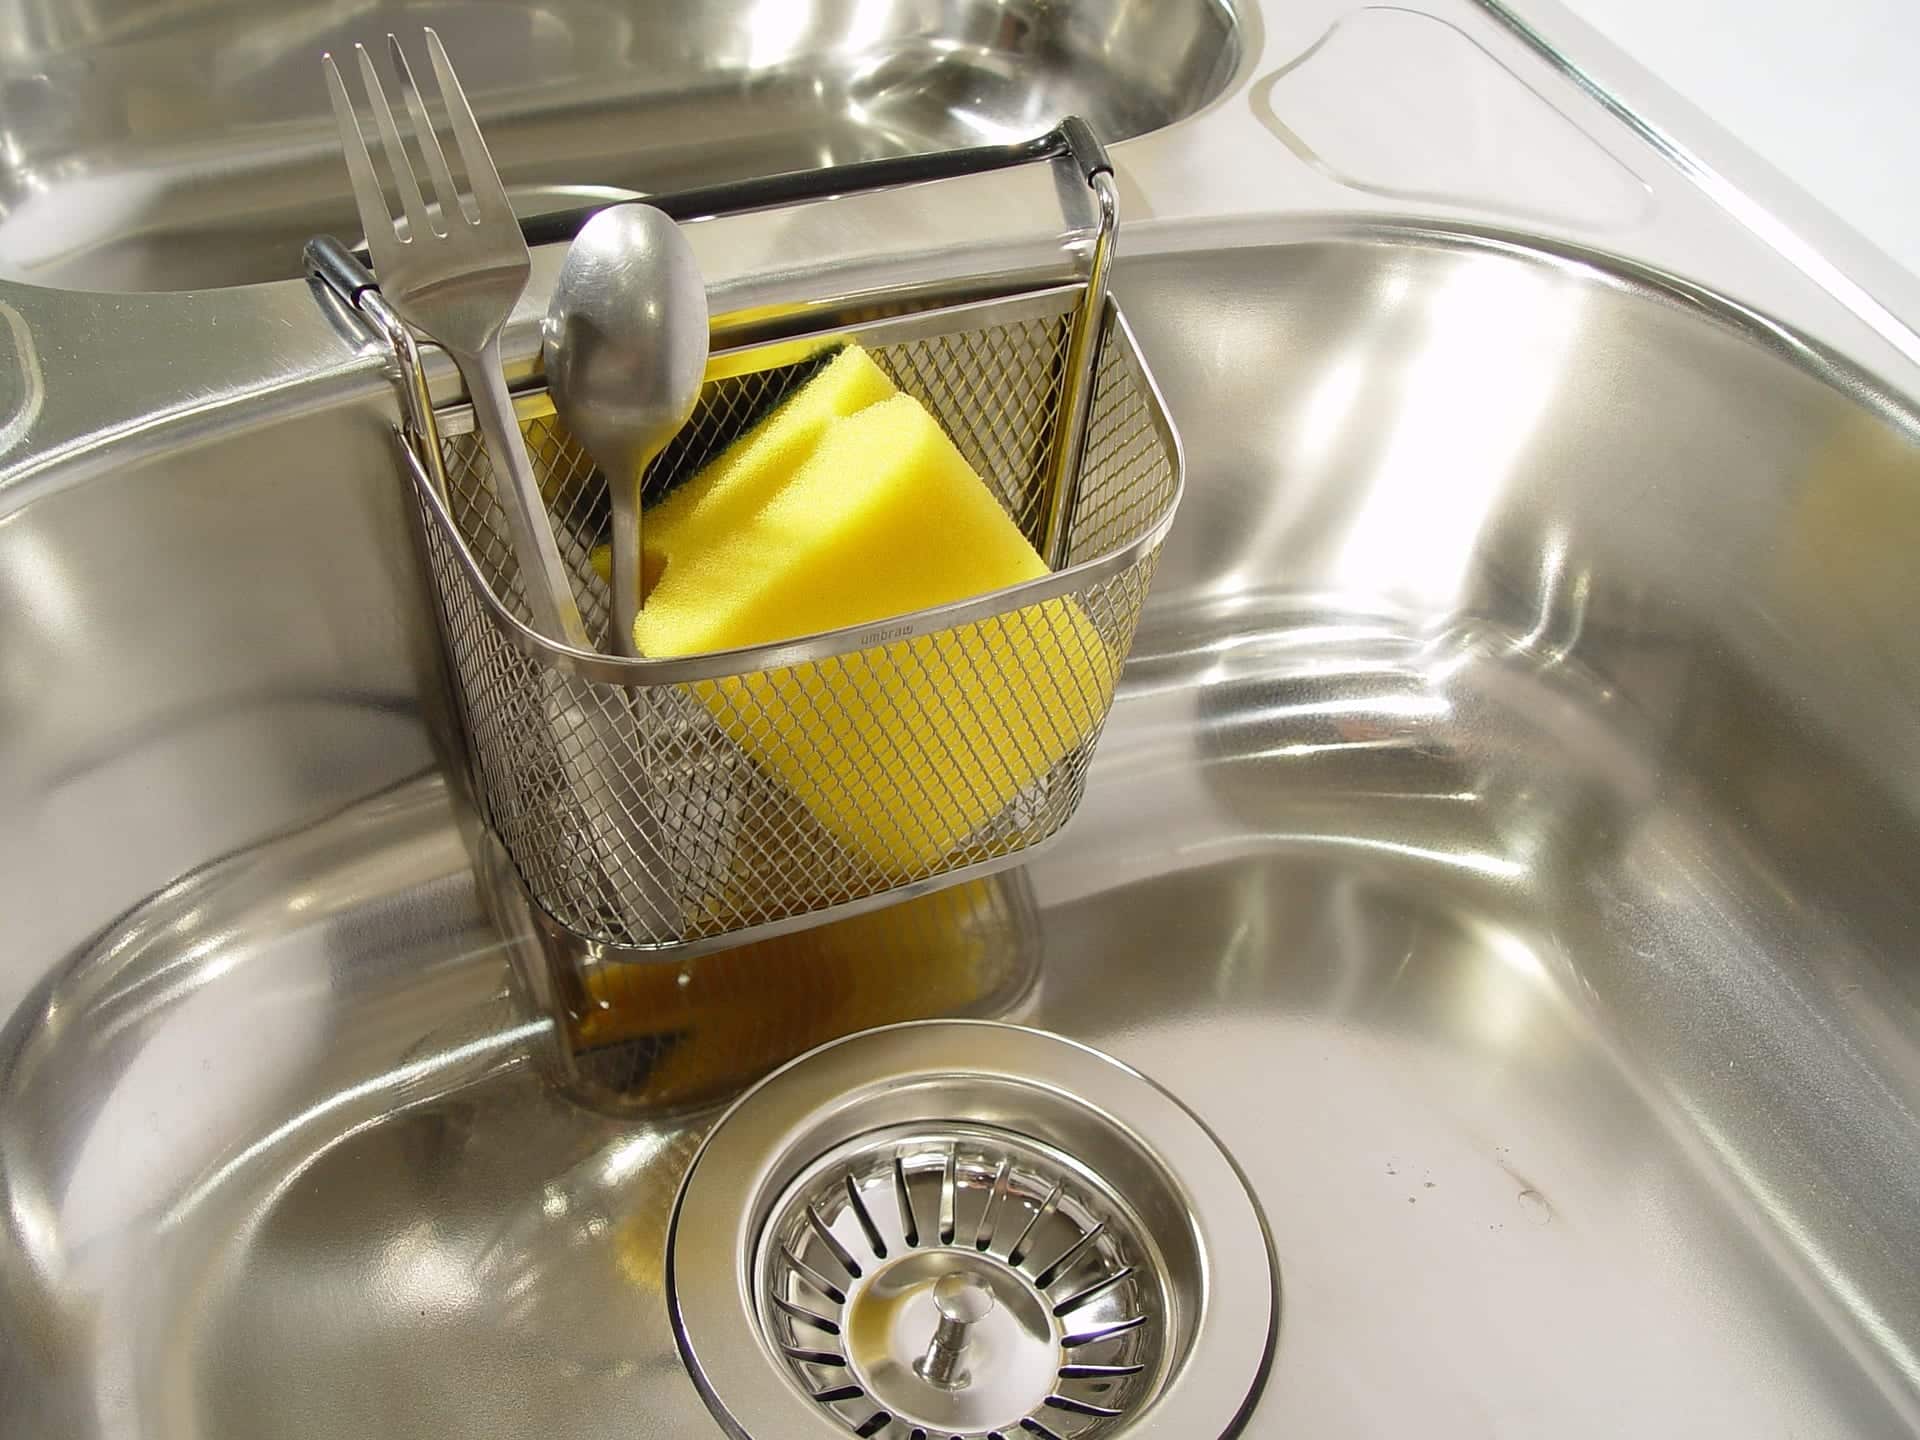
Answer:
xmin=458 ymin=335 xmax=591 ymax=648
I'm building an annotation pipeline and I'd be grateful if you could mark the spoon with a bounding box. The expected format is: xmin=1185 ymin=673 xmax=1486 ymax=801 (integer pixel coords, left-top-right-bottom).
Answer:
xmin=543 ymin=203 xmax=709 ymax=656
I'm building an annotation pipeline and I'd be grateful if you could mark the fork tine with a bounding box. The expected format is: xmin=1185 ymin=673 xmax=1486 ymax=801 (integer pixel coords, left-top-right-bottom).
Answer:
xmin=354 ymin=42 xmax=436 ymax=241
xmin=323 ymin=52 xmax=397 ymax=248
xmin=388 ymin=33 xmax=467 ymax=229
xmin=424 ymin=27 xmax=514 ymax=224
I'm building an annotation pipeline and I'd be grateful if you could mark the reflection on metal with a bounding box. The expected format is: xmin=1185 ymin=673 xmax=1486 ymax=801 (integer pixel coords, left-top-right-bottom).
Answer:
xmin=1510 ymin=530 xmax=1590 ymax=663
xmin=491 ymin=858 xmax=1041 ymax=1113
xmin=0 ymin=0 xmax=1241 ymax=290
xmin=0 ymin=298 xmax=44 ymax=455
xmin=917 ymin=1273 xmax=995 ymax=1389
xmin=7 ymin=190 xmax=1920 ymax=1440
xmin=1331 ymin=253 xmax=1587 ymax=606
xmin=162 ymin=1017 xmax=550 ymax=1229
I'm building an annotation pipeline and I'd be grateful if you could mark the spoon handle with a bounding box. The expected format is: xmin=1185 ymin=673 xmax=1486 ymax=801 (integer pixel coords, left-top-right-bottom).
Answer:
xmin=610 ymin=469 xmax=643 ymax=658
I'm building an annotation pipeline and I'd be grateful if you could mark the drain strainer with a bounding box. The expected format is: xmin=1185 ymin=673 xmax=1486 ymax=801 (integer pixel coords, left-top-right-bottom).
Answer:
xmin=670 ymin=1021 xmax=1275 ymax=1439
xmin=763 ymin=1125 xmax=1165 ymax=1435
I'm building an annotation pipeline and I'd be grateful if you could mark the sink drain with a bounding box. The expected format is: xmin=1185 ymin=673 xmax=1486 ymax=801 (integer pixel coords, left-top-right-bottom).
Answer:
xmin=764 ymin=1125 xmax=1164 ymax=1435
xmin=670 ymin=1022 xmax=1275 ymax=1439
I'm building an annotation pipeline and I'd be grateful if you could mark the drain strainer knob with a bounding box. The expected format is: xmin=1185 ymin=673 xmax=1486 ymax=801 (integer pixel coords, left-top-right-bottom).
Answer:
xmin=918 ymin=1274 xmax=995 ymax=1388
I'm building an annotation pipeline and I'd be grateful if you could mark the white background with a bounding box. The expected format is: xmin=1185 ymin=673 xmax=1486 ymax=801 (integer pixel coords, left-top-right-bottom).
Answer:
xmin=1557 ymin=0 xmax=1920 ymax=277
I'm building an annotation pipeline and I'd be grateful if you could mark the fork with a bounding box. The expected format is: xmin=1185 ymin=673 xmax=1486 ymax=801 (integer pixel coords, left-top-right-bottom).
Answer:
xmin=324 ymin=28 xmax=589 ymax=649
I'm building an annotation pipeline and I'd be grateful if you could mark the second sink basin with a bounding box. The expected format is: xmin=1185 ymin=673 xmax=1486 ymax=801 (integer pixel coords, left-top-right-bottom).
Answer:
xmin=0 ymin=0 xmax=1241 ymax=291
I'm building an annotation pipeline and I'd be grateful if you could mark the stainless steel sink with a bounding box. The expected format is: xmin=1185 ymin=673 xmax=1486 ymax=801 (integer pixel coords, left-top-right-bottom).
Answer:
xmin=5 ymin=225 xmax=1919 ymax=1436
xmin=0 ymin=0 xmax=1241 ymax=291
xmin=6 ymin=0 xmax=1920 ymax=1434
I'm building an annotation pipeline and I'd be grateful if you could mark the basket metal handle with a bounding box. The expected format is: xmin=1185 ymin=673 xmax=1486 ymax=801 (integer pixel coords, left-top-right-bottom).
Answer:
xmin=306 ymin=115 xmax=1121 ymax=630
xmin=307 ymin=118 xmax=1110 ymax=295
xmin=521 ymin=115 xmax=1113 ymax=247
xmin=513 ymin=121 xmax=1122 ymax=561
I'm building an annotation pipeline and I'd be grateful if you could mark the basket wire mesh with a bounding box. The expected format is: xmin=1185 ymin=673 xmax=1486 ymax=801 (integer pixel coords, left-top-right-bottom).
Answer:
xmin=412 ymin=290 xmax=1179 ymax=951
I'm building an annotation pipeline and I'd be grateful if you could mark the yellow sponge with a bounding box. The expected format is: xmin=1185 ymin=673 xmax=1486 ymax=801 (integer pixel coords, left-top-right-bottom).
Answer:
xmin=646 ymin=345 xmax=896 ymax=561
xmin=636 ymin=392 xmax=1113 ymax=876
xmin=589 ymin=345 xmax=897 ymax=598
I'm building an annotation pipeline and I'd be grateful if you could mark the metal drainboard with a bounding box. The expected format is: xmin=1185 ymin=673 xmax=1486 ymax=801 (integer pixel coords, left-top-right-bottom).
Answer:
xmin=670 ymin=1021 xmax=1276 ymax=1440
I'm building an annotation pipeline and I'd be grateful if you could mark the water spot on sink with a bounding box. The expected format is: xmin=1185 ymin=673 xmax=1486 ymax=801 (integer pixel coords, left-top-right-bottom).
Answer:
xmin=1517 ymin=1187 xmax=1553 ymax=1225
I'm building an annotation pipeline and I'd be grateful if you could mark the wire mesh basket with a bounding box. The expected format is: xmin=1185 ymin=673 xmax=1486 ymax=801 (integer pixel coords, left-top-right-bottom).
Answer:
xmin=311 ymin=121 xmax=1184 ymax=956
xmin=404 ymin=287 xmax=1179 ymax=953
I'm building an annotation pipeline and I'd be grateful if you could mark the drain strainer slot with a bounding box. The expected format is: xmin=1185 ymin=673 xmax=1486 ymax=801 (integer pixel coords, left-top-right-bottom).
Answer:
xmin=670 ymin=1021 xmax=1275 ymax=1439
xmin=760 ymin=1125 xmax=1166 ymax=1437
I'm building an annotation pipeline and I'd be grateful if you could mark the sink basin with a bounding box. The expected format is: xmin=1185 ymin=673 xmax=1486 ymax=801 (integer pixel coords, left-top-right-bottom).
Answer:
xmin=0 ymin=0 xmax=1240 ymax=291
xmin=5 ymin=228 xmax=1918 ymax=1436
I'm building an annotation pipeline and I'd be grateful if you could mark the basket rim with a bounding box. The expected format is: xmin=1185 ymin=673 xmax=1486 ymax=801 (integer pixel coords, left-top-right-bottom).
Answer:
xmin=404 ymin=299 xmax=1184 ymax=688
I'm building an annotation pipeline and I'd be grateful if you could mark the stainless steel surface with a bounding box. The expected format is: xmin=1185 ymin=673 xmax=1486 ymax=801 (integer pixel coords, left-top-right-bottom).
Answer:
xmin=412 ymin=292 xmax=1178 ymax=954
xmin=7 ymin=229 xmax=1920 ymax=1437
xmin=671 ymin=1021 xmax=1272 ymax=1438
xmin=7 ymin=0 xmax=1920 ymax=1434
xmin=0 ymin=111 xmax=1106 ymax=992
xmin=542 ymin=203 xmax=709 ymax=657
xmin=493 ymin=861 xmax=1043 ymax=1115
xmin=326 ymin=28 xmax=586 ymax=647
xmin=0 ymin=0 xmax=1243 ymax=292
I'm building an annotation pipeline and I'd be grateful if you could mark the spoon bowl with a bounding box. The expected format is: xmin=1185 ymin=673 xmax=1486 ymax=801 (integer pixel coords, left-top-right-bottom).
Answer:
xmin=543 ymin=203 xmax=709 ymax=656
